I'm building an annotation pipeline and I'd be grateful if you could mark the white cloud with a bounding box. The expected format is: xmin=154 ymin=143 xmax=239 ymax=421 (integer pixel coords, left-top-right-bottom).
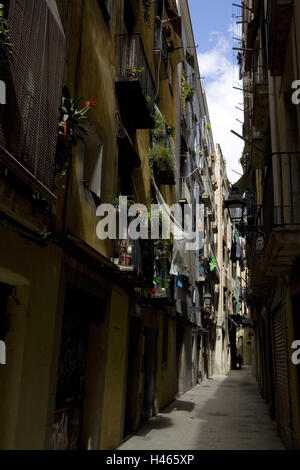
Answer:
xmin=197 ymin=34 xmax=244 ymax=183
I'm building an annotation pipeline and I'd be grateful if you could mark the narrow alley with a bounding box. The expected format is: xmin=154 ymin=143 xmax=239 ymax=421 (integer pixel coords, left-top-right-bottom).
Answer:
xmin=1 ymin=0 xmax=300 ymax=453
xmin=119 ymin=367 xmax=285 ymax=451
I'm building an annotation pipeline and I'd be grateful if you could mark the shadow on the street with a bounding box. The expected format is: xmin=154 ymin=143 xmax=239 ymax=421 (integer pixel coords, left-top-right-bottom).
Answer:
xmin=134 ymin=415 xmax=173 ymax=436
xmin=160 ymin=399 xmax=195 ymax=414
xmin=125 ymin=367 xmax=285 ymax=450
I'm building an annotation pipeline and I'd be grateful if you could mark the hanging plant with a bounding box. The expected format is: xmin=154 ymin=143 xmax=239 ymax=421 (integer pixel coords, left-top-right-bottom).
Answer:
xmin=0 ymin=4 xmax=13 ymax=68
xmin=142 ymin=0 xmax=152 ymax=24
xmin=151 ymin=111 xmax=175 ymax=142
xmin=181 ymin=72 xmax=194 ymax=113
xmin=185 ymin=83 xmax=194 ymax=103
xmin=55 ymin=85 xmax=97 ymax=189
xmin=149 ymin=144 xmax=174 ymax=177
xmin=125 ymin=65 xmax=144 ymax=80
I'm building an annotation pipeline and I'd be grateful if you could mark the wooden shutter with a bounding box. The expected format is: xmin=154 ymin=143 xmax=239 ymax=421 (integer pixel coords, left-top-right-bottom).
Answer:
xmin=0 ymin=0 xmax=66 ymax=197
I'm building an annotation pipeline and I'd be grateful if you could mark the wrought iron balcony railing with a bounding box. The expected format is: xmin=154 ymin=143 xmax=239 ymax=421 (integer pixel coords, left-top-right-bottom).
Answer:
xmin=263 ymin=152 xmax=300 ymax=243
xmin=115 ymin=237 xmax=154 ymax=285
xmin=116 ymin=33 xmax=156 ymax=129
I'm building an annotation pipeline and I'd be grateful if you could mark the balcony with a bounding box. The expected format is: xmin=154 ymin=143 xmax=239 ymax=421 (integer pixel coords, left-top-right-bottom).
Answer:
xmin=115 ymin=33 xmax=155 ymax=129
xmin=114 ymin=238 xmax=154 ymax=287
xmin=262 ymin=153 xmax=300 ymax=277
xmin=267 ymin=0 xmax=293 ymax=76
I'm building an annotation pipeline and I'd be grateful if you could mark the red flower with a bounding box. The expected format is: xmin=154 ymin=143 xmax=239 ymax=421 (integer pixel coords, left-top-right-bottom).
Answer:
xmin=85 ymin=96 xmax=98 ymax=108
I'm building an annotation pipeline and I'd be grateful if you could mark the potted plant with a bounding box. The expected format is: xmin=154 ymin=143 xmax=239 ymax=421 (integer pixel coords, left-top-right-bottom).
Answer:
xmin=185 ymin=83 xmax=194 ymax=103
xmin=151 ymin=112 xmax=175 ymax=142
xmin=150 ymin=144 xmax=174 ymax=185
xmin=125 ymin=65 xmax=145 ymax=80
xmin=54 ymin=86 xmax=97 ymax=189
xmin=165 ymin=123 xmax=175 ymax=136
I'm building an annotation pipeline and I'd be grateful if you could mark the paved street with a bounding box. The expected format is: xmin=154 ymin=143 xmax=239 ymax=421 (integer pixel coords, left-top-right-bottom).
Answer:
xmin=118 ymin=367 xmax=285 ymax=450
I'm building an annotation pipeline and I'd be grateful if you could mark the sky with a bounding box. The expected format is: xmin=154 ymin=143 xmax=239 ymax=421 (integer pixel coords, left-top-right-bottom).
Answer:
xmin=188 ymin=0 xmax=244 ymax=183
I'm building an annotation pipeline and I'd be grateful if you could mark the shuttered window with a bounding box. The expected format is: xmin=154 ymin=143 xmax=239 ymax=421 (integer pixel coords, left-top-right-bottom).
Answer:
xmin=78 ymin=124 xmax=103 ymax=205
xmin=0 ymin=0 xmax=66 ymax=198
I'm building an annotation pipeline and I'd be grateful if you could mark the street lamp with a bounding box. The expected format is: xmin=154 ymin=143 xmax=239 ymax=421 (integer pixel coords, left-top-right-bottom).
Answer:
xmin=224 ymin=193 xmax=246 ymax=224
xmin=204 ymin=292 xmax=212 ymax=311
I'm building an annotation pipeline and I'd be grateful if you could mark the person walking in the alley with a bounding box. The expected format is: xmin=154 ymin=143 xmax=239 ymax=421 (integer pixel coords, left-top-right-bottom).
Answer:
xmin=236 ymin=353 xmax=243 ymax=370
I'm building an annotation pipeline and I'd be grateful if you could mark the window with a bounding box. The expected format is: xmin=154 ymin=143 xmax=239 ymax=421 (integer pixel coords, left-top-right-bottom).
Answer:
xmin=78 ymin=126 xmax=103 ymax=205
xmin=0 ymin=0 xmax=66 ymax=194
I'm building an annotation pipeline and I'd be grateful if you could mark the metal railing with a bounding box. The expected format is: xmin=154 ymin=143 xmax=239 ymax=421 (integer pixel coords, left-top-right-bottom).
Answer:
xmin=117 ymin=238 xmax=154 ymax=284
xmin=117 ymin=33 xmax=156 ymax=115
xmin=263 ymin=152 xmax=300 ymax=242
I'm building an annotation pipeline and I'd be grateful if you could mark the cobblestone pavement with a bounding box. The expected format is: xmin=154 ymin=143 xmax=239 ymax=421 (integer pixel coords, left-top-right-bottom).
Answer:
xmin=118 ymin=367 xmax=285 ymax=450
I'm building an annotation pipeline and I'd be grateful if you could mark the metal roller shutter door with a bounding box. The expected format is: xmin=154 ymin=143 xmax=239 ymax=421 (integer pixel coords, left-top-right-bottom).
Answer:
xmin=272 ymin=305 xmax=292 ymax=448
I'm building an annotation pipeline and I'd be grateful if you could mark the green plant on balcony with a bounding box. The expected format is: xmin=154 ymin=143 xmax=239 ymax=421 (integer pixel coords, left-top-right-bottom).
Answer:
xmin=151 ymin=112 xmax=176 ymax=142
xmin=154 ymin=239 xmax=172 ymax=269
xmin=55 ymin=85 xmax=97 ymax=189
xmin=0 ymin=4 xmax=13 ymax=68
xmin=125 ymin=65 xmax=145 ymax=80
xmin=206 ymin=122 xmax=212 ymax=131
xmin=142 ymin=0 xmax=153 ymax=24
xmin=112 ymin=196 xmax=136 ymax=210
xmin=181 ymin=72 xmax=194 ymax=113
xmin=149 ymin=144 xmax=174 ymax=179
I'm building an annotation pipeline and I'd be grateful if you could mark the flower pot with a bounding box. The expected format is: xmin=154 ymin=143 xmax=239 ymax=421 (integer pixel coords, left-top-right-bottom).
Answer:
xmin=127 ymin=69 xmax=138 ymax=80
xmin=166 ymin=124 xmax=173 ymax=135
